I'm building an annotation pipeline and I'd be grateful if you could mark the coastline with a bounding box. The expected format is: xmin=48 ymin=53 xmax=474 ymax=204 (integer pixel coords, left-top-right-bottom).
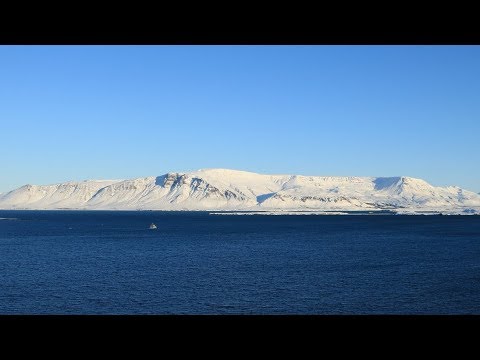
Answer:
xmin=1 ymin=208 xmax=479 ymax=215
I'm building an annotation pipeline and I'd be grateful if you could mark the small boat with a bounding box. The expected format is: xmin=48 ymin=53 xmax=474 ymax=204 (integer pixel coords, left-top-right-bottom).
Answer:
xmin=149 ymin=223 xmax=157 ymax=229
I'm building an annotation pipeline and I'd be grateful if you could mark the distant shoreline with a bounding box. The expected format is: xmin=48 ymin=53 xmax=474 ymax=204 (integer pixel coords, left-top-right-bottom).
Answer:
xmin=1 ymin=209 xmax=479 ymax=215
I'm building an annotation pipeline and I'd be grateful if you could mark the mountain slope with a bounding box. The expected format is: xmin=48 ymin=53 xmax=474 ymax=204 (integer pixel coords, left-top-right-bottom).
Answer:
xmin=1 ymin=169 xmax=479 ymax=214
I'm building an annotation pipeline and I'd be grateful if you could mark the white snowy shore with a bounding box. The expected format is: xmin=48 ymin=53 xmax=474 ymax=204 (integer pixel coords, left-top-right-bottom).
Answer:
xmin=0 ymin=169 xmax=479 ymax=215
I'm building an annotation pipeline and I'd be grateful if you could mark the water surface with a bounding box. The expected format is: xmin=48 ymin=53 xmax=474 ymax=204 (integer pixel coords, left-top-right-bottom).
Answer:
xmin=0 ymin=210 xmax=479 ymax=314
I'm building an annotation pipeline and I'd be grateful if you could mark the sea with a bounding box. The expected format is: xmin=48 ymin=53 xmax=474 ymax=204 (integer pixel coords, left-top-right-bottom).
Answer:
xmin=0 ymin=210 xmax=479 ymax=314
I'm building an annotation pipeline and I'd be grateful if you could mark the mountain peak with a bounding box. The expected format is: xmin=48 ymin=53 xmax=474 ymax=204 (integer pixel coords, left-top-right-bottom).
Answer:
xmin=195 ymin=168 xmax=263 ymax=176
xmin=1 ymin=169 xmax=479 ymax=213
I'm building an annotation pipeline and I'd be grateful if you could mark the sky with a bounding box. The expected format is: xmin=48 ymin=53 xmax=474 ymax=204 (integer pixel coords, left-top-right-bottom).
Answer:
xmin=0 ymin=45 xmax=479 ymax=193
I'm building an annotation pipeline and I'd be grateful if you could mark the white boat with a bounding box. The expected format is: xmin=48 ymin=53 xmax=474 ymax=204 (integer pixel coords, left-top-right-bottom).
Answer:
xmin=149 ymin=223 xmax=157 ymax=229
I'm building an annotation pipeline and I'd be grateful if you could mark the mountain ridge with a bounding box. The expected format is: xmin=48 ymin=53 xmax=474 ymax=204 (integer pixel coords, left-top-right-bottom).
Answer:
xmin=1 ymin=169 xmax=479 ymax=214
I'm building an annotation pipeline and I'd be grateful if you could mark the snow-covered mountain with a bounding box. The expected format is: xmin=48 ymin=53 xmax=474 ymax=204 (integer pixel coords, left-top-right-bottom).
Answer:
xmin=1 ymin=169 xmax=479 ymax=214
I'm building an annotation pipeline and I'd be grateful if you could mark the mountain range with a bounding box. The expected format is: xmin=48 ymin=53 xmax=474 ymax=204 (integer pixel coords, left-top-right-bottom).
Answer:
xmin=1 ymin=169 xmax=479 ymax=214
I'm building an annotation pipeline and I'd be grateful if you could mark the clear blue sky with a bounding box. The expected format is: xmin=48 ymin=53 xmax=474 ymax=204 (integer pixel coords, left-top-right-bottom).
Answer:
xmin=1 ymin=45 xmax=479 ymax=193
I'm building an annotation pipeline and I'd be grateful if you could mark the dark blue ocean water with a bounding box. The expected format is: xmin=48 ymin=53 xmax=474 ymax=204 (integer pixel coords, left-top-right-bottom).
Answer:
xmin=0 ymin=210 xmax=479 ymax=314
